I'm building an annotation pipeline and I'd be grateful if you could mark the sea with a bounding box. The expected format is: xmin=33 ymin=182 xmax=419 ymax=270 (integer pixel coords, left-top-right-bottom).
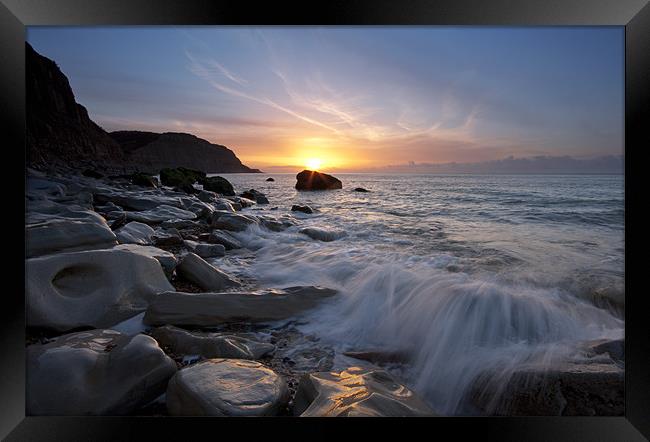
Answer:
xmin=208 ymin=173 xmax=625 ymax=415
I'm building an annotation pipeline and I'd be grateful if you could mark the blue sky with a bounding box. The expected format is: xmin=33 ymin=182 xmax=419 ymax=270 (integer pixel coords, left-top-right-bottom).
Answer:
xmin=27 ymin=27 xmax=624 ymax=171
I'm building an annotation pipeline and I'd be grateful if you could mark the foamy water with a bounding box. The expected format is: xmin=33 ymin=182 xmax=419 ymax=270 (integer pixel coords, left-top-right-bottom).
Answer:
xmin=211 ymin=173 xmax=625 ymax=414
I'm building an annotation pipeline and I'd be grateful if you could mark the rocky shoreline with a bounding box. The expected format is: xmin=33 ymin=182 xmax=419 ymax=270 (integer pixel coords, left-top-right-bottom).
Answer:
xmin=25 ymin=167 xmax=624 ymax=417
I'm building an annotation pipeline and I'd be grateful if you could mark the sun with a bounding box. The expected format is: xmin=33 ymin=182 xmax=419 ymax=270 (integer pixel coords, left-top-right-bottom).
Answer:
xmin=305 ymin=158 xmax=323 ymax=171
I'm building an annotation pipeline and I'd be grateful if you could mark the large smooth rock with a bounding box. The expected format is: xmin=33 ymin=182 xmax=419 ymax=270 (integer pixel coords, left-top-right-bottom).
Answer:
xmin=294 ymin=367 xmax=435 ymax=416
xmin=469 ymin=361 xmax=624 ymax=416
xmin=295 ymin=170 xmax=342 ymax=191
xmin=152 ymin=227 xmax=184 ymax=246
xmin=27 ymin=249 xmax=175 ymax=331
xmin=26 ymin=218 xmax=117 ymax=258
xmin=176 ymin=253 xmax=240 ymax=291
xmin=126 ymin=205 xmax=197 ymax=224
xmin=166 ymin=359 xmax=289 ymax=416
xmin=240 ymin=189 xmax=269 ymax=204
xmin=299 ymin=227 xmax=347 ymax=242
xmin=151 ymin=325 xmax=275 ymax=359
xmin=27 ymin=200 xmax=105 ymax=225
xmin=114 ymin=244 xmax=178 ymax=277
xmin=184 ymin=240 xmax=226 ymax=258
xmin=213 ymin=199 xmax=236 ymax=212
xmin=291 ymin=204 xmax=313 ymax=214
xmin=200 ymin=176 xmax=234 ymax=195
xmin=115 ymin=221 xmax=155 ymax=245
xmin=211 ymin=212 xmax=258 ymax=232
xmin=27 ymin=329 xmax=177 ymax=415
xmin=94 ymin=190 xmax=184 ymax=211
xmin=143 ymin=286 xmax=338 ymax=327
xmin=208 ymin=230 xmax=242 ymax=250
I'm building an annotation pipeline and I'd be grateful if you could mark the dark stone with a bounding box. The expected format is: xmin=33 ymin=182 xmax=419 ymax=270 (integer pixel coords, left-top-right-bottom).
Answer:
xmin=201 ymin=176 xmax=235 ymax=196
xmin=354 ymin=187 xmax=370 ymax=192
xmin=174 ymin=183 xmax=199 ymax=195
xmin=82 ymin=169 xmax=104 ymax=179
xmin=295 ymin=170 xmax=342 ymax=191
xmin=469 ymin=362 xmax=624 ymax=416
xmin=266 ymin=177 xmax=275 ymax=182
xmin=159 ymin=167 xmax=205 ymax=188
xmin=291 ymin=205 xmax=313 ymax=214
xmin=130 ymin=172 xmax=159 ymax=188
xmin=240 ymin=189 xmax=269 ymax=204
xmin=109 ymin=213 xmax=127 ymax=230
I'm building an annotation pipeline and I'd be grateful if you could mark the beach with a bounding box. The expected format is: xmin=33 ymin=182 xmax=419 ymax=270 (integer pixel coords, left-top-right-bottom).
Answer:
xmin=25 ymin=168 xmax=625 ymax=416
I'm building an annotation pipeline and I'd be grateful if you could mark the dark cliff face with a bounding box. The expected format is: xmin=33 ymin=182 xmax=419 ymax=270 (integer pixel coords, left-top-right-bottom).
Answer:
xmin=26 ymin=43 xmax=125 ymax=171
xmin=26 ymin=43 xmax=260 ymax=174
xmin=109 ymin=131 xmax=261 ymax=174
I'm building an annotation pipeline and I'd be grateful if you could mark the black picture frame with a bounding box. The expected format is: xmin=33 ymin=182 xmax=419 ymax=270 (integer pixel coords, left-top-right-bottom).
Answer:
xmin=2 ymin=0 xmax=648 ymax=440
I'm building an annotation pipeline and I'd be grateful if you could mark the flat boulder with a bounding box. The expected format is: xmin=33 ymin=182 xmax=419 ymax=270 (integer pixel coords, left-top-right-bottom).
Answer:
xmin=293 ymin=367 xmax=435 ymax=416
xmin=184 ymin=240 xmax=226 ymax=258
xmin=94 ymin=190 xmax=184 ymax=211
xmin=176 ymin=252 xmax=240 ymax=291
xmin=469 ymin=361 xmax=624 ymax=416
xmin=208 ymin=230 xmax=242 ymax=250
xmin=143 ymin=286 xmax=338 ymax=327
xmin=27 ymin=329 xmax=177 ymax=415
xmin=151 ymin=325 xmax=275 ymax=360
xmin=211 ymin=212 xmax=258 ymax=232
xmin=114 ymin=244 xmax=178 ymax=277
xmin=299 ymin=227 xmax=347 ymax=242
xmin=115 ymin=221 xmax=155 ymax=245
xmin=27 ymin=249 xmax=175 ymax=331
xmin=166 ymin=359 xmax=289 ymax=416
xmin=295 ymin=170 xmax=342 ymax=191
xmin=152 ymin=228 xmax=184 ymax=246
xmin=26 ymin=218 xmax=117 ymax=258
xmin=126 ymin=205 xmax=197 ymax=224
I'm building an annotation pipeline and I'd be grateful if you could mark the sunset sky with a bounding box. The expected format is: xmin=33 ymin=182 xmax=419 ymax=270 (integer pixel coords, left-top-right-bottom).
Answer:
xmin=27 ymin=27 xmax=623 ymax=172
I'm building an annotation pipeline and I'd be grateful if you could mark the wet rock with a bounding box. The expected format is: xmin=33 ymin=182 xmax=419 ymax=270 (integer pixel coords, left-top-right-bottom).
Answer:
xmin=197 ymin=190 xmax=217 ymax=203
xmin=200 ymin=176 xmax=234 ymax=196
xmin=115 ymin=221 xmax=155 ymax=245
xmin=27 ymin=249 xmax=175 ymax=331
xmin=184 ymin=240 xmax=226 ymax=258
xmin=586 ymin=339 xmax=624 ymax=363
xmin=126 ymin=205 xmax=197 ymax=224
xmin=151 ymin=325 xmax=275 ymax=359
xmin=26 ymin=218 xmax=117 ymax=258
xmin=27 ymin=329 xmax=177 ymax=415
xmin=343 ymin=350 xmax=411 ymax=364
xmin=211 ymin=212 xmax=258 ymax=232
xmin=166 ymin=359 xmax=289 ymax=416
xmin=241 ymin=189 xmax=269 ymax=204
xmin=143 ymin=286 xmax=338 ymax=327
xmin=298 ymin=227 xmax=347 ymax=242
xmin=266 ymin=177 xmax=275 ymax=182
xmin=469 ymin=361 xmax=624 ymax=416
xmin=294 ymin=367 xmax=435 ymax=416
xmin=160 ymin=219 xmax=201 ymax=230
xmin=295 ymin=170 xmax=342 ymax=191
xmin=94 ymin=190 xmax=184 ymax=211
xmin=176 ymin=252 xmax=240 ymax=291
xmin=208 ymin=230 xmax=242 ymax=250
xmin=130 ymin=173 xmax=159 ymax=188
xmin=213 ymin=199 xmax=236 ymax=212
xmin=291 ymin=204 xmax=313 ymax=214
xmin=114 ymin=244 xmax=178 ymax=277
xmin=152 ymin=228 xmax=184 ymax=246
xmin=354 ymin=187 xmax=370 ymax=192
xmin=159 ymin=167 xmax=205 ymax=188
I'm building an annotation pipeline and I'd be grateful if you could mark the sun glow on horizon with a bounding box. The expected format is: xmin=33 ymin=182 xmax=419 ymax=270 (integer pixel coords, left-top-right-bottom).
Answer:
xmin=305 ymin=158 xmax=323 ymax=171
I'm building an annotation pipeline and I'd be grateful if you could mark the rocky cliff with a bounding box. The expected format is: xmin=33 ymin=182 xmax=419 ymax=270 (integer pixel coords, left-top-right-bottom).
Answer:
xmin=26 ymin=43 xmax=259 ymax=174
xmin=26 ymin=43 xmax=126 ymax=171
xmin=110 ymin=131 xmax=261 ymax=174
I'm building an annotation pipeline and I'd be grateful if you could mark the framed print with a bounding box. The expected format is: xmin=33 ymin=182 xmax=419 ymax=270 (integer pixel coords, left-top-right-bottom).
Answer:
xmin=1 ymin=0 xmax=648 ymax=440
